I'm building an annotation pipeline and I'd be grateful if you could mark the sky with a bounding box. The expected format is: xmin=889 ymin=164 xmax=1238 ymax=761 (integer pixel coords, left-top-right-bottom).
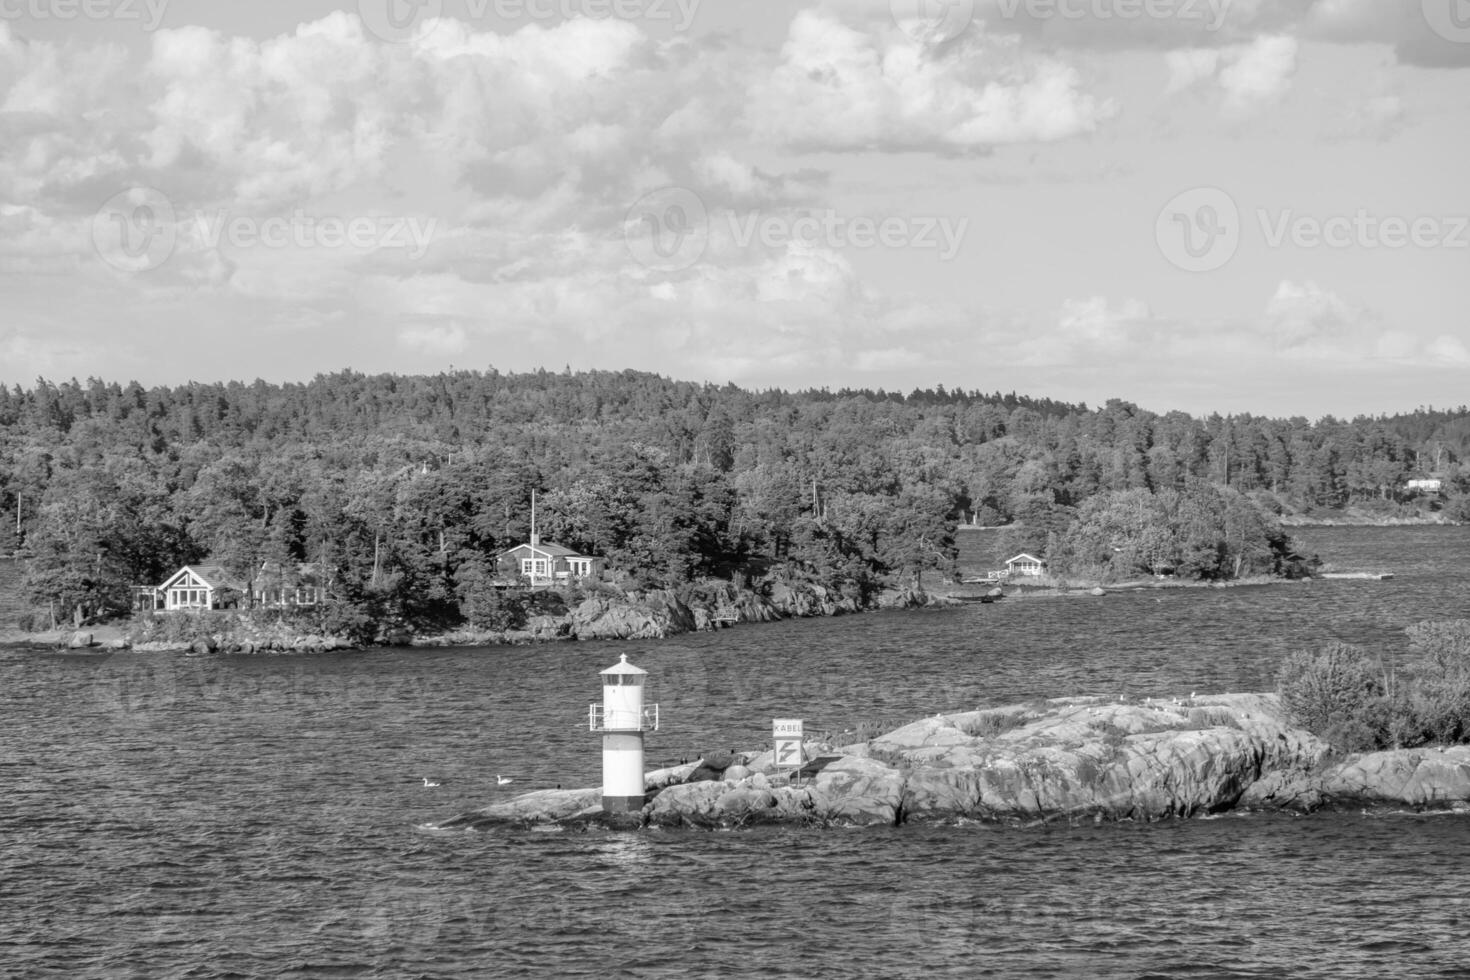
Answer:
xmin=1 ymin=0 xmax=1467 ymax=418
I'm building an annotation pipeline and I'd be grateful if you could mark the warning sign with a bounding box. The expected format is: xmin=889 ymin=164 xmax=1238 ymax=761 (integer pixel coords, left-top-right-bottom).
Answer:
xmin=774 ymin=737 xmax=803 ymax=769
xmin=773 ymin=718 xmax=803 ymax=738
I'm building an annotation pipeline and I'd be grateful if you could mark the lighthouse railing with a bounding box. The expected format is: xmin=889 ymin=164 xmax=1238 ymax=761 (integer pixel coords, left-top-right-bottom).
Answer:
xmin=588 ymin=704 xmax=661 ymax=732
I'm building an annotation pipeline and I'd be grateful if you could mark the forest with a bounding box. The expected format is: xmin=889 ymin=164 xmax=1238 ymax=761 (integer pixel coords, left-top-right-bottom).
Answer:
xmin=1 ymin=369 xmax=1466 ymax=634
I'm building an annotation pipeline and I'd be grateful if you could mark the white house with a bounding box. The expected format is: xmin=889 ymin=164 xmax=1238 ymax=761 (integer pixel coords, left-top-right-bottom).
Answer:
xmin=500 ymin=537 xmax=601 ymax=587
xmin=1406 ymin=478 xmax=1443 ymax=493
xmin=156 ymin=564 xmax=246 ymax=611
xmin=1005 ymin=553 xmax=1046 ymax=578
xmin=148 ymin=560 xmax=328 ymax=612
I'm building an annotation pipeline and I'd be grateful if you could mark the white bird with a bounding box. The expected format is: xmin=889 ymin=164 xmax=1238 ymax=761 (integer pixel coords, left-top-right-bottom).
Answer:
xmin=497 ymin=775 xmax=513 ymax=786
xmin=422 ymin=777 xmax=440 ymax=788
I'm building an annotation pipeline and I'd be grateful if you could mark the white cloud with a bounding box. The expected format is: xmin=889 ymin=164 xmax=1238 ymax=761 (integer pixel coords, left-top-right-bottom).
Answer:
xmin=1219 ymin=35 xmax=1298 ymax=114
xmin=1166 ymin=34 xmax=1297 ymax=115
xmin=749 ymin=9 xmax=1115 ymax=152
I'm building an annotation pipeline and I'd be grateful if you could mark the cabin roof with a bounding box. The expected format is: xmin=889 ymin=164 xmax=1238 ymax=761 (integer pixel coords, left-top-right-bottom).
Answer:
xmin=160 ymin=564 xmax=245 ymax=591
xmin=1005 ymin=553 xmax=1045 ymax=565
xmin=503 ymin=541 xmax=589 ymax=559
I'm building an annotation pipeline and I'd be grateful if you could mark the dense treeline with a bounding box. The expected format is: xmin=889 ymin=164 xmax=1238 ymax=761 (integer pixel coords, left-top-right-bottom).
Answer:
xmin=1 ymin=370 xmax=1466 ymax=629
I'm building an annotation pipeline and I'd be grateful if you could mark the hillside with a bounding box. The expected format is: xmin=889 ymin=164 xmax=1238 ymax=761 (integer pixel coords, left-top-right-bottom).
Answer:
xmin=0 ymin=370 xmax=1466 ymax=630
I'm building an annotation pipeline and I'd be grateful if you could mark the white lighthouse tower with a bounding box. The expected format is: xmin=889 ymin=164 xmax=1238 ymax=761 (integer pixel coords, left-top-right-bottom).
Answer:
xmin=589 ymin=654 xmax=659 ymax=813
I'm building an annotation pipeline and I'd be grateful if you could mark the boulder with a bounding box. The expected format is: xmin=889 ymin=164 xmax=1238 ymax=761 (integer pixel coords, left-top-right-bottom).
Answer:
xmin=1322 ymin=746 xmax=1470 ymax=805
xmin=1238 ymin=769 xmax=1325 ymax=812
xmin=67 ymin=631 xmax=94 ymax=649
xmin=437 ymin=787 xmax=602 ymax=829
xmin=526 ymin=615 xmax=570 ymax=639
xmin=807 ymin=756 xmax=906 ymax=825
xmin=569 ymin=592 xmax=697 ymax=641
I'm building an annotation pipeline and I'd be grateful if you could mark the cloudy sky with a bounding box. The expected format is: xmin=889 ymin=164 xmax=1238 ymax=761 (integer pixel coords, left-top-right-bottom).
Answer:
xmin=1 ymin=0 xmax=1467 ymax=416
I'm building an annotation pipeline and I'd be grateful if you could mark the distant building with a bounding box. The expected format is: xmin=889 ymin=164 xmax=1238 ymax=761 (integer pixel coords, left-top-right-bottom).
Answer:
xmin=144 ymin=560 xmax=328 ymax=612
xmin=500 ymin=536 xmax=601 ymax=587
xmin=250 ymin=561 xmax=329 ymax=608
xmin=1005 ymin=553 xmax=1046 ymax=578
xmin=1406 ymin=478 xmax=1443 ymax=493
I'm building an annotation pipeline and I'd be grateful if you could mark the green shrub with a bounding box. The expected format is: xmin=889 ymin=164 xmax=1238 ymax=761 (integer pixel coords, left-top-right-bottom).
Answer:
xmin=128 ymin=610 xmax=233 ymax=644
xmin=1278 ymin=625 xmax=1470 ymax=751
xmin=1401 ymin=621 xmax=1470 ymax=744
xmin=16 ymin=612 xmax=35 ymax=632
xmin=957 ymin=711 xmax=1035 ymax=738
xmin=1277 ymin=642 xmax=1390 ymax=752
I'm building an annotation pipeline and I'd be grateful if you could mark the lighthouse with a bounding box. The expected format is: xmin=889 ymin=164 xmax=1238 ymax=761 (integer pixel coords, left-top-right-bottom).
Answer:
xmin=589 ymin=654 xmax=659 ymax=813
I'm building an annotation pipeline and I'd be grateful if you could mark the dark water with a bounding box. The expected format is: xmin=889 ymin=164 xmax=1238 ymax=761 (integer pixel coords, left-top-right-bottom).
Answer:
xmin=3 ymin=526 xmax=1469 ymax=979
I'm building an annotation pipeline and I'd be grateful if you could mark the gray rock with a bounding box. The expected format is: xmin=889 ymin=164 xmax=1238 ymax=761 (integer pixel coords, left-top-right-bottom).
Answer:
xmin=67 ymin=631 xmax=94 ymax=649
xmin=440 ymin=693 xmax=1470 ymax=832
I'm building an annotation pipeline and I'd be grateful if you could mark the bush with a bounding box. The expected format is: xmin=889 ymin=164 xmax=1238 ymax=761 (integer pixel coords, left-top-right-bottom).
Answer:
xmin=1277 ymin=642 xmax=1390 ymax=752
xmin=1278 ymin=623 xmax=1470 ymax=752
xmin=128 ymin=610 xmax=234 ymax=644
xmin=1401 ymin=621 xmax=1470 ymax=744
xmin=16 ymin=612 xmax=36 ymax=632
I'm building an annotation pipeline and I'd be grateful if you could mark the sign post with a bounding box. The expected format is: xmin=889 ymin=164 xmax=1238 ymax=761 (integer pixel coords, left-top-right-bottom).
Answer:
xmin=773 ymin=718 xmax=804 ymax=785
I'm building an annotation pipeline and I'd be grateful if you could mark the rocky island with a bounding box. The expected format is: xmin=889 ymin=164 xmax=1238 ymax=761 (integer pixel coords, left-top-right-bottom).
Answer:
xmin=436 ymin=692 xmax=1470 ymax=831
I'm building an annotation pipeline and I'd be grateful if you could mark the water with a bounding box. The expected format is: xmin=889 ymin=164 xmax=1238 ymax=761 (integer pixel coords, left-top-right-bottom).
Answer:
xmin=2 ymin=526 xmax=1469 ymax=979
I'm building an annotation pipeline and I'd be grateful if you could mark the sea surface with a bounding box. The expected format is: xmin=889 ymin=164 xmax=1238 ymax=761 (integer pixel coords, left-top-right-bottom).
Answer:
xmin=2 ymin=525 xmax=1469 ymax=979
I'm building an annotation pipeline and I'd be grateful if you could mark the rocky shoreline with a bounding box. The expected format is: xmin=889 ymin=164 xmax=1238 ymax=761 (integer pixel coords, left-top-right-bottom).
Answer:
xmin=2 ymin=580 xmax=954 ymax=652
xmin=406 ymin=580 xmax=949 ymax=647
xmin=435 ymin=693 xmax=1470 ymax=831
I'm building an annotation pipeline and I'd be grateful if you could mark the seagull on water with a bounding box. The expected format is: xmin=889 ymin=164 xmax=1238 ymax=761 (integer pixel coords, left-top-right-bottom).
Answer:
xmin=422 ymin=777 xmax=440 ymax=788
xmin=497 ymin=775 xmax=513 ymax=786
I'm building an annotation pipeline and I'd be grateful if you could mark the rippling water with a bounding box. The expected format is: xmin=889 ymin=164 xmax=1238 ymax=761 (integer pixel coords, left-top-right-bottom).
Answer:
xmin=3 ymin=526 xmax=1469 ymax=978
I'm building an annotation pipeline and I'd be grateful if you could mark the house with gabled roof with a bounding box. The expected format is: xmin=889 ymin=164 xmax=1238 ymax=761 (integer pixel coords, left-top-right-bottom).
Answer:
xmin=500 ymin=536 xmax=601 ymax=587
xmin=1005 ymin=553 xmax=1046 ymax=578
xmin=146 ymin=560 xmax=330 ymax=613
xmin=157 ymin=564 xmax=247 ymax=612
